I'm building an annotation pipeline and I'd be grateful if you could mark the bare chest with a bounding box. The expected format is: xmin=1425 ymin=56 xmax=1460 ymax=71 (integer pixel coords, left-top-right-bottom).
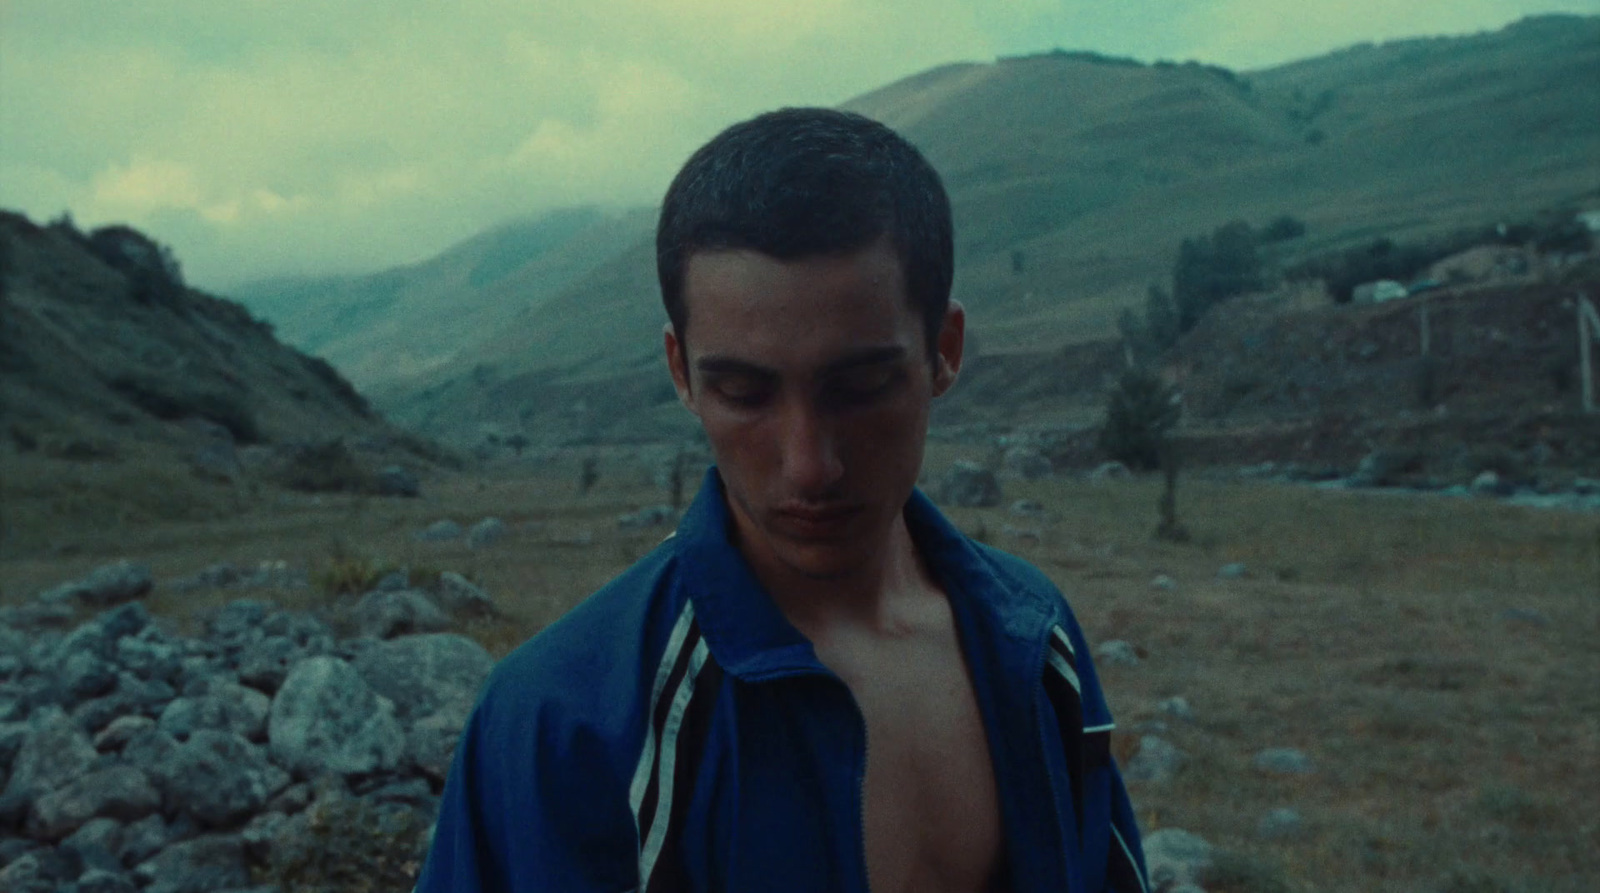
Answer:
xmin=826 ymin=638 xmax=1007 ymax=893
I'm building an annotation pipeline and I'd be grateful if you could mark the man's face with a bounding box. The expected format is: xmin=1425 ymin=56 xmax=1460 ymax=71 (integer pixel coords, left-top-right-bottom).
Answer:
xmin=666 ymin=237 xmax=963 ymax=581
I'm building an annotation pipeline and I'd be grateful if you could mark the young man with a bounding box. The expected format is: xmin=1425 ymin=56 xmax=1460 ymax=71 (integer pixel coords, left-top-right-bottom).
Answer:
xmin=418 ymin=108 xmax=1149 ymax=893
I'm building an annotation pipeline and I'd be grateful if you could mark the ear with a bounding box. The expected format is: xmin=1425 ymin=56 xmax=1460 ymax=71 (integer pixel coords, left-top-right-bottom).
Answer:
xmin=664 ymin=323 xmax=698 ymax=414
xmin=931 ymin=300 xmax=965 ymax=397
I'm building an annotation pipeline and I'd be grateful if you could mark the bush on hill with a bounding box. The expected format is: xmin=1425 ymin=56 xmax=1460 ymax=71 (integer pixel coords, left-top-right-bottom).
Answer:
xmin=1174 ymin=220 xmax=1262 ymax=331
xmin=1099 ymin=365 xmax=1182 ymax=471
xmin=106 ymin=372 xmax=263 ymax=444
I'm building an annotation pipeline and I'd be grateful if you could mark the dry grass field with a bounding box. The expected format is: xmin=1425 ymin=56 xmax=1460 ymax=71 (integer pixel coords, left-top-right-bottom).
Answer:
xmin=3 ymin=445 xmax=1598 ymax=892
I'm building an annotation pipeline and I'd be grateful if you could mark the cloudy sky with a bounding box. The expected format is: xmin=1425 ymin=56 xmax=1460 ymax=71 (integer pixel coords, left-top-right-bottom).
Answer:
xmin=3 ymin=1 xmax=1595 ymax=289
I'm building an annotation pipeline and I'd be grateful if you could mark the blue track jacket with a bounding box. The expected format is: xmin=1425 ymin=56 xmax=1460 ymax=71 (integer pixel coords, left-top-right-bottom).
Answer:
xmin=418 ymin=470 xmax=1149 ymax=892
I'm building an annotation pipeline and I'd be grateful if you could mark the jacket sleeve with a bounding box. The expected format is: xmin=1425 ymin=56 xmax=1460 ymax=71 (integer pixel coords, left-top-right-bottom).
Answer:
xmin=1102 ymin=759 xmax=1150 ymax=893
xmin=414 ymin=681 xmax=639 ymax=892
xmin=1050 ymin=612 xmax=1151 ymax=893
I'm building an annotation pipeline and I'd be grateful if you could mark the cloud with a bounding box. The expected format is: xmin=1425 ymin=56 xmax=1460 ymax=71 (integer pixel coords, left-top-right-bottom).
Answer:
xmin=1 ymin=0 xmax=1590 ymax=287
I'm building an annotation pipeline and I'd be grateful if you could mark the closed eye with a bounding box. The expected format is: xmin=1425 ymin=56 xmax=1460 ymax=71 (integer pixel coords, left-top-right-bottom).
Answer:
xmin=707 ymin=373 xmax=775 ymax=408
xmin=823 ymin=366 xmax=901 ymax=407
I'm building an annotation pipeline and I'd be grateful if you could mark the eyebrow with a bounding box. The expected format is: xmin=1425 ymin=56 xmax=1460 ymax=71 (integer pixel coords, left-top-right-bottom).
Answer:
xmin=694 ymin=346 xmax=907 ymax=378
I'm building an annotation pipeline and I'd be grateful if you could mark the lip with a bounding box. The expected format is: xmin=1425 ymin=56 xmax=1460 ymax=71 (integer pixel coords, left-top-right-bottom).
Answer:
xmin=772 ymin=504 xmax=863 ymax=538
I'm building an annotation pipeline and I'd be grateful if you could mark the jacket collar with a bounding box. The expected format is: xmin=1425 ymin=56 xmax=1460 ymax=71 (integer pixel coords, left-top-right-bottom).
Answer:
xmin=675 ymin=468 xmax=1055 ymax=681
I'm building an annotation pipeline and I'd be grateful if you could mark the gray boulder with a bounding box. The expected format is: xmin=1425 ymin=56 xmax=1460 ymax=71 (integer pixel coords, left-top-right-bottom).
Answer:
xmin=61 ymin=648 xmax=120 ymax=701
xmin=353 ymin=633 xmax=493 ymax=725
xmin=157 ymin=682 xmax=271 ymax=742
xmin=406 ymin=712 xmax=466 ymax=782
xmin=94 ymin=715 xmax=158 ymax=751
xmin=37 ymin=561 xmax=154 ymax=608
xmin=77 ymin=868 xmax=140 ymax=893
xmin=0 ymin=849 xmax=76 ymax=893
xmin=353 ymin=590 xmax=451 ymax=640
xmin=269 ymin=656 xmax=404 ymax=779
xmin=160 ymin=730 xmax=290 ymax=827
xmin=61 ymin=816 xmax=125 ymax=873
xmin=938 ymin=462 xmax=1002 ymax=507
xmin=134 ymin=833 xmax=251 ymax=893
xmin=436 ymin=572 xmax=495 ymax=618
xmin=0 ymin=719 xmax=31 ymax=768
xmin=0 ymin=707 xmax=98 ymax=821
xmin=118 ymin=813 xmax=173 ymax=867
xmin=28 ymin=765 xmax=161 ymax=839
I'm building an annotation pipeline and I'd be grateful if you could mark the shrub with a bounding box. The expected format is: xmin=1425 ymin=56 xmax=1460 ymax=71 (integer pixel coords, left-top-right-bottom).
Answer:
xmin=265 ymin=792 xmax=429 ymax=893
xmin=106 ymin=373 xmax=263 ymax=444
xmin=313 ymin=541 xmax=391 ymax=596
xmin=1099 ymin=366 xmax=1181 ymax=471
xmin=1173 ymin=220 xmax=1261 ymax=331
xmin=1259 ymin=214 xmax=1307 ymax=243
xmin=276 ymin=440 xmax=378 ymax=494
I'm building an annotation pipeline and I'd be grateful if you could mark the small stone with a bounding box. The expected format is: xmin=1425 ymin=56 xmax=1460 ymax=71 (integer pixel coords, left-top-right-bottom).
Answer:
xmin=1156 ymin=696 xmax=1194 ymax=722
xmin=1124 ymin=735 xmax=1185 ymax=784
xmin=1150 ymin=574 xmax=1177 ymax=591
xmin=1143 ymin=828 xmax=1213 ymax=890
xmin=374 ymin=570 xmax=410 ymax=592
xmin=466 ymin=517 xmax=509 ymax=549
xmin=1001 ymin=524 xmax=1041 ymax=544
xmin=618 ymin=505 xmax=675 ymax=530
xmin=377 ymin=465 xmax=420 ymax=498
xmin=1088 ymin=461 xmax=1131 ymax=482
xmin=1496 ymin=608 xmax=1551 ymax=627
xmin=938 ymin=462 xmax=1002 ymax=507
xmin=1009 ymin=499 xmax=1045 ymax=517
xmin=1095 ymin=640 xmax=1140 ymax=667
xmin=1253 ymin=747 xmax=1315 ymax=774
xmin=36 ymin=561 xmax=154 ymax=607
xmin=1471 ymin=470 xmax=1507 ymax=496
xmin=1217 ymin=562 xmax=1249 ymax=580
xmin=414 ymin=519 xmax=463 ymax=542
xmin=77 ymin=868 xmax=140 ymax=893
xmin=1001 ymin=447 xmax=1052 ymax=480
xmin=435 ymin=572 xmax=495 ymax=618
xmin=1258 ymin=807 xmax=1304 ymax=839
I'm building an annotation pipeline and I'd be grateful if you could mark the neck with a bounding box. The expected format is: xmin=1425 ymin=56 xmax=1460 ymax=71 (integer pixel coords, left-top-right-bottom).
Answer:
xmin=747 ymin=512 xmax=935 ymax=640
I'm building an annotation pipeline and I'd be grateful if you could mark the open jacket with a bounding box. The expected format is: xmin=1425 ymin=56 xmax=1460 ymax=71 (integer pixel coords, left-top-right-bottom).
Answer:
xmin=418 ymin=470 xmax=1150 ymax=892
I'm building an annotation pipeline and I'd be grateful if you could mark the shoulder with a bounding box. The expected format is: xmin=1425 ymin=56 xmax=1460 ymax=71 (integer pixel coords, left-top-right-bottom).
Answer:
xmin=471 ymin=536 xmax=686 ymax=755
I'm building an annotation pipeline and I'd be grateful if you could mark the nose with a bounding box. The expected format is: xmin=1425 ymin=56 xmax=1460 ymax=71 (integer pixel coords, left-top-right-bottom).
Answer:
xmin=780 ymin=400 xmax=844 ymax=497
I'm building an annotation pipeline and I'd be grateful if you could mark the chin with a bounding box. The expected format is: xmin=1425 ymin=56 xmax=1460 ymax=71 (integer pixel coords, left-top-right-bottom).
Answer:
xmin=772 ymin=540 xmax=872 ymax=581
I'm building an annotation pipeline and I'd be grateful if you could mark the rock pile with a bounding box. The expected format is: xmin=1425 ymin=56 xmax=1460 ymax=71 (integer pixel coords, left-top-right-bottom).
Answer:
xmin=0 ymin=562 xmax=498 ymax=892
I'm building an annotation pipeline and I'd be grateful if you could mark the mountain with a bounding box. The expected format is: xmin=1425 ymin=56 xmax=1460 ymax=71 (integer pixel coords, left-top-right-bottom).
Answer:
xmin=0 ymin=211 xmax=436 ymax=489
xmin=230 ymin=206 xmax=655 ymax=388
xmin=240 ymin=14 xmax=1600 ymax=446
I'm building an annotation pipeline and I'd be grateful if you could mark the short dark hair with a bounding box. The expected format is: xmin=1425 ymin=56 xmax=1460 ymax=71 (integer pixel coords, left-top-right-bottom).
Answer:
xmin=656 ymin=107 xmax=953 ymax=356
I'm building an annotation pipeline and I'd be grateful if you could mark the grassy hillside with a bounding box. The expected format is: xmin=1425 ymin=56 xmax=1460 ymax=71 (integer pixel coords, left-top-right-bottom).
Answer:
xmin=231 ymin=206 xmax=656 ymax=389
xmin=0 ymin=211 xmax=446 ymax=550
xmin=248 ymin=15 xmax=1599 ymax=446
